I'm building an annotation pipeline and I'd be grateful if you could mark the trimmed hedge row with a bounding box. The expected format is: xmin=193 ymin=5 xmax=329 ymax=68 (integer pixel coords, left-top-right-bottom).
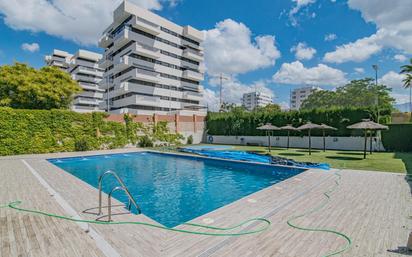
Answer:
xmin=381 ymin=124 xmax=412 ymax=152
xmin=207 ymin=107 xmax=391 ymax=137
xmin=0 ymin=108 xmax=128 ymax=155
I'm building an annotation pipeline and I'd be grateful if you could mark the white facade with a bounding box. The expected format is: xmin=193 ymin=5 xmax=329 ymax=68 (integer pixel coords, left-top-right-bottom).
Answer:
xmin=45 ymin=49 xmax=105 ymax=113
xmin=98 ymin=1 xmax=206 ymax=116
xmin=290 ymin=86 xmax=321 ymax=110
xmin=242 ymin=91 xmax=272 ymax=110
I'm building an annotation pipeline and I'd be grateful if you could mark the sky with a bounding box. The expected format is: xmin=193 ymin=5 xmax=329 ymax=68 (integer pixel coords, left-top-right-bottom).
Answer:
xmin=0 ymin=0 xmax=411 ymax=111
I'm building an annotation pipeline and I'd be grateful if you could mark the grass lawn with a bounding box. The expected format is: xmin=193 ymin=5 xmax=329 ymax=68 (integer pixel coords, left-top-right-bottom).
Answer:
xmin=231 ymin=145 xmax=412 ymax=174
xmin=153 ymin=144 xmax=412 ymax=174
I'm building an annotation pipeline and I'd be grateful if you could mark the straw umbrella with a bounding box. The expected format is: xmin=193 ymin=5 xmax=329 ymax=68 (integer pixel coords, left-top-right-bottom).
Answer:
xmin=256 ymin=123 xmax=280 ymax=153
xmin=280 ymin=124 xmax=299 ymax=149
xmin=347 ymin=119 xmax=388 ymax=159
xmin=297 ymin=122 xmax=323 ymax=155
xmin=319 ymin=124 xmax=337 ymax=152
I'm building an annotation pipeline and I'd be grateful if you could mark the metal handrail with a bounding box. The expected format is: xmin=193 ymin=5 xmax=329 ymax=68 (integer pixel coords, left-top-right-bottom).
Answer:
xmin=98 ymin=170 xmax=141 ymax=219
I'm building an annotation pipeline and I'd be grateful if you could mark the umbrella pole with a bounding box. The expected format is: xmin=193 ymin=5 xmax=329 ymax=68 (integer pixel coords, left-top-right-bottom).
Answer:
xmin=308 ymin=129 xmax=312 ymax=155
xmin=287 ymin=131 xmax=290 ymax=149
xmin=369 ymin=131 xmax=373 ymax=154
xmin=363 ymin=130 xmax=367 ymax=159
xmin=323 ymin=129 xmax=326 ymax=152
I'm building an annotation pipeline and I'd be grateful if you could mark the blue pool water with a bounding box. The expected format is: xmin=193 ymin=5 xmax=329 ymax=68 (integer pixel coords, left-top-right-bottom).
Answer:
xmin=49 ymin=152 xmax=304 ymax=227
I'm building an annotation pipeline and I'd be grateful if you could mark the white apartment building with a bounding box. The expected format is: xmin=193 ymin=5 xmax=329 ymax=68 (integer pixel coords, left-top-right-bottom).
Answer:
xmin=98 ymin=1 xmax=205 ymax=116
xmin=242 ymin=91 xmax=272 ymax=110
xmin=45 ymin=49 xmax=105 ymax=113
xmin=45 ymin=49 xmax=72 ymax=72
xmin=290 ymin=86 xmax=322 ymax=110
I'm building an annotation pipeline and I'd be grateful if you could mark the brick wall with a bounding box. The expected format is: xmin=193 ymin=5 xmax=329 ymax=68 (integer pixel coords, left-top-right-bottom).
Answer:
xmin=105 ymin=114 xmax=206 ymax=143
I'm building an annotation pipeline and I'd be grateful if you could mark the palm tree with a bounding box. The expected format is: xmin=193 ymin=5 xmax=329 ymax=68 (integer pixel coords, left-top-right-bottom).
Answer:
xmin=400 ymin=58 xmax=412 ymax=112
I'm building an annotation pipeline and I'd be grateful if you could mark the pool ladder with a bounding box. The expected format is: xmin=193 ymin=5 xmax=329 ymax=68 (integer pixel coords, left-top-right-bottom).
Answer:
xmin=98 ymin=170 xmax=141 ymax=221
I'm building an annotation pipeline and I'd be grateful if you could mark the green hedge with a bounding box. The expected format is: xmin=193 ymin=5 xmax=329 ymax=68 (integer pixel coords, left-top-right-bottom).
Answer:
xmin=0 ymin=108 xmax=128 ymax=155
xmin=381 ymin=124 xmax=412 ymax=152
xmin=207 ymin=107 xmax=391 ymax=137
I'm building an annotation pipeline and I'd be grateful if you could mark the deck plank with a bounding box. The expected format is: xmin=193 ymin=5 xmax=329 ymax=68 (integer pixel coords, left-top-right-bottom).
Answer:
xmin=0 ymin=148 xmax=410 ymax=257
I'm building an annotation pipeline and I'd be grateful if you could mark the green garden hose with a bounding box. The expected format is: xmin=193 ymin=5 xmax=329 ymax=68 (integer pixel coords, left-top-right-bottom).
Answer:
xmin=286 ymin=171 xmax=352 ymax=256
xmin=0 ymin=200 xmax=270 ymax=236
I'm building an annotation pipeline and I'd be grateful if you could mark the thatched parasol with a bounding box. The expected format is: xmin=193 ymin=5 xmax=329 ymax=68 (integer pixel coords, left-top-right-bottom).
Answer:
xmin=280 ymin=124 xmax=299 ymax=149
xmin=319 ymin=124 xmax=337 ymax=152
xmin=297 ymin=122 xmax=323 ymax=155
xmin=347 ymin=119 xmax=388 ymax=159
xmin=257 ymin=123 xmax=280 ymax=153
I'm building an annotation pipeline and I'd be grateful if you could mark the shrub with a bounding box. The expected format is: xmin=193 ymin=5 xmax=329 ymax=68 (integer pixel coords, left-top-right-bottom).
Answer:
xmin=74 ymin=137 xmax=91 ymax=151
xmin=138 ymin=135 xmax=153 ymax=148
xmin=187 ymin=135 xmax=193 ymax=145
xmin=0 ymin=108 xmax=128 ymax=155
xmin=207 ymin=107 xmax=392 ymax=137
xmin=381 ymin=124 xmax=412 ymax=152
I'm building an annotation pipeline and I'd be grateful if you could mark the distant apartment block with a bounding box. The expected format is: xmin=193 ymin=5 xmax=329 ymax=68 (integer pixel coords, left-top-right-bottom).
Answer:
xmin=98 ymin=1 xmax=205 ymax=116
xmin=242 ymin=91 xmax=272 ymax=110
xmin=45 ymin=49 xmax=105 ymax=113
xmin=45 ymin=49 xmax=72 ymax=72
xmin=290 ymin=86 xmax=322 ymax=110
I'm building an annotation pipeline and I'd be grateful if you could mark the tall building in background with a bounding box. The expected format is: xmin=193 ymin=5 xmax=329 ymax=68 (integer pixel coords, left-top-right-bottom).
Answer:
xmin=45 ymin=49 xmax=105 ymax=113
xmin=45 ymin=50 xmax=72 ymax=72
xmin=242 ymin=91 xmax=272 ymax=110
xmin=98 ymin=1 xmax=205 ymax=115
xmin=290 ymin=86 xmax=322 ymax=110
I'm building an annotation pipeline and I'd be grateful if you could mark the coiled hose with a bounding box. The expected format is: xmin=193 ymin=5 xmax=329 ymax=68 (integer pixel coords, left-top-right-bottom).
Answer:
xmin=0 ymin=200 xmax=270 ymax=236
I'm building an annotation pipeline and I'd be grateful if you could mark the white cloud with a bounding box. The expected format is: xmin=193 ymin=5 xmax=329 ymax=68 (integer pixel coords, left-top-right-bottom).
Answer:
xmin=391 ymin=93 xmax=410 ymax=105
xmin=324 ymin=33 xmax=337 ymax=41
xmin=21 ymin=42 xmax=39 ymax=52
xmin=394 ymin=54 xmax=408 ymax=62
xmin=203 ymin=19 xmax=280 ymax=76
xmin=323 ymin=35 xmax=382 ymax=63
xmin=290 ymin=42 xmax=316 ymax=60
xmin=289 ymin=0 xmax=316 ymax=27
xmin=354 ymin=67 xmax=365 ymax=74
xmin=272 ymin=61 xmax=347 ymax=86
xmin=0 ymin=0 xmax=177 ymax=45
xmin=379 ymin=71 xmax=407 ymax=88
xmin=202 ymin=77 xmax=274 ymax=111
xmin=323 ymin=0 xmax=412 ymax=63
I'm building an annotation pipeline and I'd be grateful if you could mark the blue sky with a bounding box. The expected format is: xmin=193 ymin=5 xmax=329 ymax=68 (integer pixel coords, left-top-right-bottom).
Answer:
xmin=0 ymin=0 xmax=411 ymax=110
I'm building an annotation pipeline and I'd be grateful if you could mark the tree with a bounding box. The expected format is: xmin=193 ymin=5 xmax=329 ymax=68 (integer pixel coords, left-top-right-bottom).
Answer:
xmin=400 ymin=58 xmax=412 ymax=112
xmin=301 ymin=78 xmax=394 ymax=111
xmin=0 ymin=63 xmax=82 ymax=110
xmin=254 ymin=103 xmax=281 ymax=113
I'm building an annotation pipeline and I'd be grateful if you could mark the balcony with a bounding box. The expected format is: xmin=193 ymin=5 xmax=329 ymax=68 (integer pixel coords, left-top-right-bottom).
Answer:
xmin=78 ymin=91 xmax=104 ymax=99
xmin=182 ymin=48 xmax=203 ymax=62
xmin=183 ymin=25 xmax=204 ymax=42
xmin=78 ymin=82 xmax=105 ymax=92
xmin=112 ymin=55 xmax=156 ymax=74
xmin=73 ymin=66 xmax=104 ymax=77
xmin=131 ymin=16 xmax=161 ymax=35
xmin=99 ymin=34 xmax=113 ymax=48
xmin=99 ymin=54 xmax=113 ymax=69
xmin=182 ymin=70 xmax=203 ymax=82
xmin=183 ymin=90 xmax=203 ymax=101
xmin=73 ymin=97 xmax=101 ymax=106
xmin=72 ymin=74 xmax=101 ymax=84
xmin=134 ymin=43 xmax=161 ymax=59
xmin=112 ymin=94 xmax=161 ymax=109
xmin=114 ymin=67 xmax=161 ymax=84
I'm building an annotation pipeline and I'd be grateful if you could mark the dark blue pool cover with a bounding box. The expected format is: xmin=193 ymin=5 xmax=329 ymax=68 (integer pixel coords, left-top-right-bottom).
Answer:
xmin=179 ymin=148 xmax=330 ymax=170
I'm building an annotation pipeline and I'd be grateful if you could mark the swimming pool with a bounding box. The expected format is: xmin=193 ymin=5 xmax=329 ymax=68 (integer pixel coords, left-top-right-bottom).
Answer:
xmin=49 ymin=152 xmax=305 ymax=227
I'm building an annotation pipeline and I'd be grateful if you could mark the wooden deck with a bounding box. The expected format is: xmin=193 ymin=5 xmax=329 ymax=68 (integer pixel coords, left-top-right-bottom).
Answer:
xmin=0 ymin=148 xmax=410 ymax=257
